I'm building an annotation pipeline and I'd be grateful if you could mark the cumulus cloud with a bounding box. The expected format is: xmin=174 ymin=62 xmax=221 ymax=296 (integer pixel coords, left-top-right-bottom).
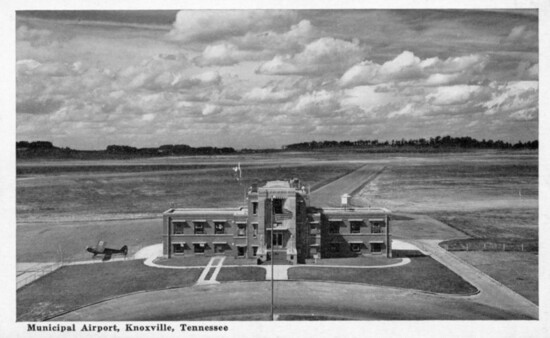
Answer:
xmin=509 ymin=108 xmax=537 ymax=121
xmin=387 ymin=103 xmax=420 ymax=118
xmin=16 ymin=59 xmax=42 ymax=74
xmin=257 ymin=37 xmax=364 ymax=76
xmin=193 ymin=43 xmax=266 ymax=67
xmin=427 ymin=85 xmax=491 ymax=106
xmin=286 ymin=90 xmax=342 ymax=116
xmin=501 ymin=25 xmax=537 ymax=49
xmin=167 ymin=10 xmax=297 ymax=43
xmin=202 ymin=104 xmax=223 ymax=116
xmin=237 ymin=20 xmax=316 ymax=53
xmin=340 ymin=51 xmax=488 ymax=87
xmin=243 ymin=86 xmax=299 ymax=103
xmin=17 ymin=25 xmax=52 ymax=42
xmin=483 ymin=81 xmax=538 ymax=116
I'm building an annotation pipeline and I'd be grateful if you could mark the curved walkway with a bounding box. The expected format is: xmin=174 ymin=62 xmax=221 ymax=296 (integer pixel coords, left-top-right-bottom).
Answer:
xmin=136 ymin=244 xmax=411 ymax=281
xmin=52 ymin=281 xmax=529 ymax=321
xmin=407 ymin=239 xmax=538 ymax=319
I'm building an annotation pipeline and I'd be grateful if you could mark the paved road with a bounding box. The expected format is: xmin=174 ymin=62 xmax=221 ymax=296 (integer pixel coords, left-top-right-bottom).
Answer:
xmin=52 ymin=281 xmax=529 ymax=321
xmin=310 ymin=165 xmax=385 ymax=207
xmin=407 ymin=239 xmax=538 ymax=319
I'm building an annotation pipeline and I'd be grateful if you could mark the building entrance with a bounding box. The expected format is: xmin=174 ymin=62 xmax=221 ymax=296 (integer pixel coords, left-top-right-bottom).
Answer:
xmin=273 ymin=233 xmax=284 ymax=248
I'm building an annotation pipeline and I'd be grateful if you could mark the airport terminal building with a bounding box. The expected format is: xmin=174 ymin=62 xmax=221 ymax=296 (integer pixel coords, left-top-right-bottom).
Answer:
xmin=162 ymin=179 xmax=391 ymax=264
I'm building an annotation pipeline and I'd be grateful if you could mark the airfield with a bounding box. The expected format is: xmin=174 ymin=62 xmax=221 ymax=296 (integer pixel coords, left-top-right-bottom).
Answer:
xmin=16 ymin=151 xmax=538 ymax=320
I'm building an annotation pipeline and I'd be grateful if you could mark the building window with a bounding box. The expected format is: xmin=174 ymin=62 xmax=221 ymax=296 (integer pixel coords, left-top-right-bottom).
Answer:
xmin=252 ymin=246 xmax=258 ymax=257
xmin=329 ymin=222 xmax=340 ymax=234
xmin=350 ymin=222 xmax=361 ymax=234
xmin=173 ymin=222 xmax=184 ymax=234
xmin=214 ymin=222 xmax=225 ymax=234
xmin=194 ymin=243 xmax=205 ymax=253
xmin=310 ymin=223 xmax=319 ymax=235
xmin=371 ymin=223 xmax=382 ymax=233
xmin=350 ymin=243 xmax=362 ymax=252
xmin=252 ymin=202 xmax=258 ymax=215
xmin=237 ymin=246 xmax=246 ymax=257
xmin=371 ymin=243 xmax=382 ymax=253
xmin=252 ymin=224 xmax=258 ymax=237
xmin=214 ymin=244 xmax=225 ymax=253
xmin=237 ymin=223 xmax=246 ymax=237
xmin=173 ymin=243 xmax=184 ymax=254
xmin=272 ymin=199 xmax=284 ymax=214
xmin=194 ymin=222 xmax=205 ymax=234
xmin=329 ymin=243 xmax=339 ymax=252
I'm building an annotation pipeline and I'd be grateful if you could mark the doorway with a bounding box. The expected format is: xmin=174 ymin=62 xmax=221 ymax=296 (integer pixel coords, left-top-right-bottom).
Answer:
xmin=273 ymin=233 xmax=284 ymax=248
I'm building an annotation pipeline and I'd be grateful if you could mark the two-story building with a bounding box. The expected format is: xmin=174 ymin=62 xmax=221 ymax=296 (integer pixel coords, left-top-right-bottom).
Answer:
xmin=162 ymin=179 xmax=391 ymax=264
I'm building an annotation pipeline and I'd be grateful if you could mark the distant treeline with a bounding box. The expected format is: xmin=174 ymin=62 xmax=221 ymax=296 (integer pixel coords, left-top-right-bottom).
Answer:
xmin=283 ymin=136 xmax=538 ymax=151
xmin=16 ymin=135 xmax=538 ymax=160
xmin=16 ymin=141 xmax=237 ymax=160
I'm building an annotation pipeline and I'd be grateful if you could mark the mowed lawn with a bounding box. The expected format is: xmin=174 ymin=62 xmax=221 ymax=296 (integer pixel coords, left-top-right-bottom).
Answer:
xmin=17 ymin=260 xmax=202 ymax=321
xmin=288 ymin=256 xmax=478 ymax=295
xmin=453 ymin=251 xmax=538 ymax=304
xmin=216 ymin=267 xmax=266 ymax=281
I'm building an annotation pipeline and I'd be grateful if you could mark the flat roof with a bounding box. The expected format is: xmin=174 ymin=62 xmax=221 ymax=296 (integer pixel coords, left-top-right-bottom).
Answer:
xmin=164 ymin=207 xmax=246 ymax=216
xmin=322 ymin=207 xmax=391 ymax=214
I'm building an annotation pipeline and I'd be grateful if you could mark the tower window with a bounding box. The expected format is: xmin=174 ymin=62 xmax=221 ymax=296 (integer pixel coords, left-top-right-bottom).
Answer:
xmin=272 ymin=199 xmax=284 ymax=214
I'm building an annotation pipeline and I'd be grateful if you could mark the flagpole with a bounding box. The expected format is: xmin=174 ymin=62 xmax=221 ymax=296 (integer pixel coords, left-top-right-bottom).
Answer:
xmin=271 ymin=196 xmax=274 ymax=321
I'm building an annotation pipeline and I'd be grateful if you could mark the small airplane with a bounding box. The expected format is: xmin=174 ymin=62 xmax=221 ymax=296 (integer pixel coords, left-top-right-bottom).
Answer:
xmin=86 ymin=241 xmax=128 ymax=261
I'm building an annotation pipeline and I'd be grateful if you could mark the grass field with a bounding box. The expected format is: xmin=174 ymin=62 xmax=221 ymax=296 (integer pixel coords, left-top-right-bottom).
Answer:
xmin=303 ymin=256 xmax=402 ymax=266
xmin=17 ymin=161 xmax=362 ymax=220
xmin=16 ymin=151 xmax=539 ymax=312
xmin=17 ymin=159 xmax=361 ymax=262
xmin=353 ymin=152 xmax=537 ymax=213
xmin=216 ymin=267 xmax=266 ymax=281
xmin=288 ymin=256 xmax=478 ymax=295
xmin=452 ymin=252 xmax=538 ymax=304
xmin=16 ymin=260 xmax=202 ymax=321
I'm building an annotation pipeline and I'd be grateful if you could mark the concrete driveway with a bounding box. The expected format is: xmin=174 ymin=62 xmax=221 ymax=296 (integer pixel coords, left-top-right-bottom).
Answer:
xmin=52 ymin=281 xmax=530 ymax=321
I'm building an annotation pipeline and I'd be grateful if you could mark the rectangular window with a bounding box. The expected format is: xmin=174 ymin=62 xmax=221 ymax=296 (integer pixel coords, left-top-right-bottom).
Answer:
xmin=252 ymin=246 xmax=258 ymax=257
xmin=214 ymin=244 xmax=225 ymax=253
xmin=252 ymin=224 xmax=258 ymax=237
xmin=237 ymin=246 xmax=246 ymax=257
xmin=371 ymin=243 xmax=382 ymax=253
xmin=371 ymin=223 xmax=381 ymax=234
xmin=350 ymin=222 xmax=361 ymax=234
xmin=252 ymin=202 xmax=258 ymax=215
xmin=194 ymin=222 xmax=205 ymax=234
xmin=329 ymin=243 xmax=339 ymax=252
xmin=350 ymin=243 xmax=362 ymax=252
xmin=173 ymin=243 xmax=184 ymax=254
xmin=310 ymin=223 xmax=319 ymax=235
xmin=237 ymin=223 xmax=246 ymax=237
xmin=173 ymin=222 xmax=184 ymax=234
xmin=329 ymin=222 xmax=340 ymax=234
xmin=272 ymin=199 xmax=284 ymax=214
xmin=194 ymin=244 xmax=205 ymax=253
xmin=214 ymin=222 xmax=225 ymax=234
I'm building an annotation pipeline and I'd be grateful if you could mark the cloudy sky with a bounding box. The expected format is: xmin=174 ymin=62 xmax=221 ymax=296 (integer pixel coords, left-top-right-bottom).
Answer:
xmin=16 ymin=10 xmax=538 ymax=149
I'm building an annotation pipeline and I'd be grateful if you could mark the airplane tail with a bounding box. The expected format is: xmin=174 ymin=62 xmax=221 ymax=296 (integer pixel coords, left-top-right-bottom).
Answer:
xmin=121 ymin=245 xmax=128 ymax=256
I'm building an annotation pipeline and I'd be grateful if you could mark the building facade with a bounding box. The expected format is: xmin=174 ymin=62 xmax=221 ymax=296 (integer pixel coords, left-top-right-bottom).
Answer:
xmin=162 ymin=179 xmax=391 ymax=264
